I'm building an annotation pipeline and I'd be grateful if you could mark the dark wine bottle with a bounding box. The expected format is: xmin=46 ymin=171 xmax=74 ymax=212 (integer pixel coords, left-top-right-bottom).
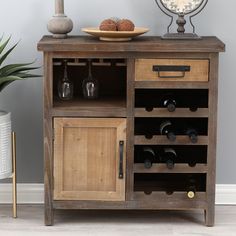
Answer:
xmin=188 ymin=159 xmax=197 ymax=167
xmin=144 ymin=130 xmax=153 ymax=140
xmin=187 ymin=178 xmax=197 ymax=199
xmin=160 ymin=94 xmax=177 ymax=112
xmin=189 ymin=105 xmax=198 ymax=112
xmin=183 ymin=93 xmax=198 ymax=111
xmin=185 ymin=128 xmax=198 ymax=143
xmin=162 ymin=148 xmax=177 ymax=169
xmin=145 ymin=105 xmax=154 ymax=112
xmin=142 ymin=147 xmax=157 ymax=169
xmin=159 ymin=120 xmax=176 ymax=141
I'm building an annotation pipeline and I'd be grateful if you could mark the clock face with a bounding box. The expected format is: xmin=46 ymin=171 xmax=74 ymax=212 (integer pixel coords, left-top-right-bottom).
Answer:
xmin=160 ymin=0 xmax=204 ymax=14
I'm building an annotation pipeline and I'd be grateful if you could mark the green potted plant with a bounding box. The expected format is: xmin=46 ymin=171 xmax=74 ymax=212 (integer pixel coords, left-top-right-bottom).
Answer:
xmin=0 ymin=36 xmax=40 ymax=180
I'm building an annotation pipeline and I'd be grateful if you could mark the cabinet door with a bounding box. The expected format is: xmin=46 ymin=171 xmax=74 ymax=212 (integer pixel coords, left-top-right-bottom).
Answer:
xmin=53 ymin=118 xmax=126 ymax=201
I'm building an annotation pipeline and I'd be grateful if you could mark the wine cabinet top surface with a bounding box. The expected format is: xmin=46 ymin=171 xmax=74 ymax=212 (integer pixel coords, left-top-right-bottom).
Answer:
xmin=38 ymin=36 xmax=225 ymax=53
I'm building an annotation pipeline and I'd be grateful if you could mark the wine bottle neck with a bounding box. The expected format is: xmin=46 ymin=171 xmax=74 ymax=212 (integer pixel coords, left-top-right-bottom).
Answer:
xmin=167 ymin=132 xmax=176 ymax=142
xmin=166 ymin=159 xmax=174 ymax=169
xmin=187 ymin=180 xmax=196 ymax=199
xmin=167 ymin=103 xmax=176 ymax=112
xmin=144 ymin=159 xmax=152 ymax=169
xmin=186 ymin=129 xmax=198 ymax=143
xmin=187 ymin=190 xmax=195 ymax=199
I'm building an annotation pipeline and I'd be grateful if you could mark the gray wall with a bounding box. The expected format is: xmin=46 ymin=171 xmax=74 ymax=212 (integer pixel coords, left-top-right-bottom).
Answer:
xmin=0 ymin=0 xmax=235 ymax=184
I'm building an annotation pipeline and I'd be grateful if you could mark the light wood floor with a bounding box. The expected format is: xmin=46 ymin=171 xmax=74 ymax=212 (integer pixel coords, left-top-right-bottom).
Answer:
xmin=0 ymin=205 xmax=235 ymax=236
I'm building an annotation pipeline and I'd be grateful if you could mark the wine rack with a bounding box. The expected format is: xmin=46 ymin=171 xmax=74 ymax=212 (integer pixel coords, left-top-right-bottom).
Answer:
xmin=38 ymin=36 xmax=225 ymax=226
xmin=133 ymin=89 xmax=209 ymax=202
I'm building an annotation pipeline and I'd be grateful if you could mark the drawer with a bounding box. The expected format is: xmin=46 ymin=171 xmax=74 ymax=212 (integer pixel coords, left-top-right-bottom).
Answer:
xmin=135 ymin=59 xmax=209 ymax=82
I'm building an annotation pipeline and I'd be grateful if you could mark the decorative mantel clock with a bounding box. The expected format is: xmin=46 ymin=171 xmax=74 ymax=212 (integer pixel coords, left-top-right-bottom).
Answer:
xmin=155 ymin=0 xmax=208 ymax=39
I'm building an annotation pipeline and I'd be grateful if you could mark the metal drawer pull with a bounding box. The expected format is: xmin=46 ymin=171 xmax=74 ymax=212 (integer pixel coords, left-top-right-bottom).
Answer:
xmin=153 ymin=65 xmax=191 ymax=78
xmin=119 ymin=141 xmax=124 ymax=179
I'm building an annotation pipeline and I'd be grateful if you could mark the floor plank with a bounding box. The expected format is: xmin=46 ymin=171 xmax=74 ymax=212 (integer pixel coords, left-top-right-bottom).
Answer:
xmin=0 ymin=205 xmax=235 ymax=236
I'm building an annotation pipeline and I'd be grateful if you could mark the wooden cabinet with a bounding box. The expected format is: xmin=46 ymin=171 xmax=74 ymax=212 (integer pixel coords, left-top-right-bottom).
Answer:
xmin=53 ymin=118 xmax=126 ymax=201
xmin=38 ymin=36 xmax=225 ymax=226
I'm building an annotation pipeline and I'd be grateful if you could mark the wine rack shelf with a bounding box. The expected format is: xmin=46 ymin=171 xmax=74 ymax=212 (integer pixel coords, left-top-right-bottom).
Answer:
xmin=53 ymin=97 xmax=126 ymax=117
xmin=53 ymin=58 xmax=127 ymax=67
xmin=135 ymin=108 xmax=209 ymax=118
xmin=134 ymin=135 xmax=209 ymax=145
xmin=38 ymin=36 xmax=225 ymax=226
xmin=132 ymin=192 xmax=207 ymax=205
xmin=133 ymin=164 xmax=208 ymax=173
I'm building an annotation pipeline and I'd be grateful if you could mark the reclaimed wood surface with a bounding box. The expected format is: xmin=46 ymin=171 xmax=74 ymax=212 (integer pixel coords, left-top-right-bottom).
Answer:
xmin=53 ymin=118 xmax=126 ymax=201
xmin=38 ymin=36 xmax=225 ymax=53
xmin=204 ymin=53 xmax=219 ymax=226
xmin=134 ymin=135 xmax=209 ymax=145
xmin=133 ymin=164 xmax=208 ymax=174
xmin=53 ymin=191 xmax=207 ymax=210
xmin=126 ymin=59 xmax=135 ymax=201
xmin=134 ymin=108 xmax=209 ymax=118
xmin=53 ymin=97 xmax=126 ymax=117
xmin=135 ymin=59 xmax=209 ymax=82
xmin=43 ymin=52 xmax=54 ymax=226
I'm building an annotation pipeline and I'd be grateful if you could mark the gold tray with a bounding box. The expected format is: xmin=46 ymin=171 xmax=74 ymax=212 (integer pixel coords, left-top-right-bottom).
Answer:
xmin=82 ymin=27 xmax=149 ymax=41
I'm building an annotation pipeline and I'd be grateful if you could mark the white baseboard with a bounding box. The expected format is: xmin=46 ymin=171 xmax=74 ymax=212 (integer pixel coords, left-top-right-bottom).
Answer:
xmin=0 ymin=183 xmax=235 ymax=205
xmin=215 ymin=184 xmax=236 ymax=205
xmin=0 ymin=183 xmax=44 ymax=204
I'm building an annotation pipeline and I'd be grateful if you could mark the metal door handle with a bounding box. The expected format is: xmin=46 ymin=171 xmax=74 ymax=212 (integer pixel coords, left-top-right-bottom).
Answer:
xmin=119 ymin=141 xmax=124 ymax=179
xmin=153 ymin=65 xmax=190 ymax=78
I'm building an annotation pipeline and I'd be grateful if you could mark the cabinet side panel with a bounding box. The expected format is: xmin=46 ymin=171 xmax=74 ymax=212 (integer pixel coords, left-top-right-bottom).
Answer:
xmin=126 ymin=59 xmax=135 ymax=200
xmin=205 ymin=53 xmax=219 ymax=226
xmin=44 ymin=52 xmax=54 ymax=225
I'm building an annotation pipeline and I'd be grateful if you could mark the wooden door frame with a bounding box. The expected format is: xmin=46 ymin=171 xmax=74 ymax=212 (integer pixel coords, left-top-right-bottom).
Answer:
xmin=53 ymin=118 xmax=126 ymax=201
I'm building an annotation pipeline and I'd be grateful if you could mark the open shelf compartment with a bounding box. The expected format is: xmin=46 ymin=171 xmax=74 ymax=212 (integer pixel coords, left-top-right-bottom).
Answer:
xmin=134 ymin=173 xmax=206 ymax=194
xmin=52 ymin=58 xmax=127 ymax=117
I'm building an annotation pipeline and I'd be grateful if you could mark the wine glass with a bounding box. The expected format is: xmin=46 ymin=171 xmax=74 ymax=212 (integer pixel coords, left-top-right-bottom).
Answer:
xmin=58 ymin=59 xmax=74 ymax=100
xmin=82 ymin=59 xmax=99 ymax=99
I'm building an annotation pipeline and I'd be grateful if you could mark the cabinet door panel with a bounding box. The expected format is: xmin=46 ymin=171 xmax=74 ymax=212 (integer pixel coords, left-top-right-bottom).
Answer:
xmin=54 ymin=118 xmax=126 ymax=201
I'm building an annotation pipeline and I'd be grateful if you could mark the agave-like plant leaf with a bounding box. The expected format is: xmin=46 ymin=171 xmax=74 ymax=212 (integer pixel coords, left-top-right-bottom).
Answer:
xmin=0 ymin=37 xmax=40 ymax=92
xmin=0 ymin=34 xmax=4 ymax=44
xmin=12 ymin=72 xmax=41 ymax=79
xmin=0 ymin=81 xmax=13 ymax=92
xmin=0 ymin=42 xmax=18 ymax=66
xmin=0 ymin=75 xmax=23 ymax=92
xmin=0 ymin=36 xmax=11 ymax=55
xmin=0 ymin=62 xmax=35 ymax=76
xmin=0 ymin=75 xmax=24 ymax=84
xmin=1 ymin=66 xmax=39 ymax=77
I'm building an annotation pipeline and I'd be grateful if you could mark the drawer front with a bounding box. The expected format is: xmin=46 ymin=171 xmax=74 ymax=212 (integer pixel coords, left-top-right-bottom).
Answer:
xmin=135 ymin=59 xmax=209 ymax=82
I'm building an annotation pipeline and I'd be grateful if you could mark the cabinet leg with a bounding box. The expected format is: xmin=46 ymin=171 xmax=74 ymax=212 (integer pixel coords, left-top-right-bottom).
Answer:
xmin=204 ymin=209 xmax=215 ymax=227
xmin=45 ymin=207 xmax=54 ymax=226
